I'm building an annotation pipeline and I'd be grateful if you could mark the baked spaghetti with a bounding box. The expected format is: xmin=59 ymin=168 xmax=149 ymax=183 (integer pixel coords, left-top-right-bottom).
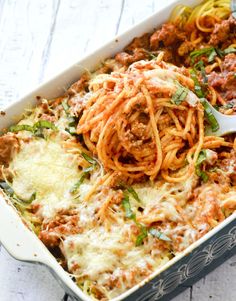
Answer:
xmin=0 ymin=0 xmax=235 ymax=300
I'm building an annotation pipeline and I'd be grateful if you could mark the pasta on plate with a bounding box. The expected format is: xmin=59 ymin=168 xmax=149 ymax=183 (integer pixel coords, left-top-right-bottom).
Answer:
xmin=0 ymin=0 xmax=235 ymax=300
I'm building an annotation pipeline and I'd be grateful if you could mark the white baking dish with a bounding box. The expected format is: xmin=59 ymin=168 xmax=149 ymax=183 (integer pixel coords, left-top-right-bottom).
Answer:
xmin=1 ymin=0 xmax=236 ymax=300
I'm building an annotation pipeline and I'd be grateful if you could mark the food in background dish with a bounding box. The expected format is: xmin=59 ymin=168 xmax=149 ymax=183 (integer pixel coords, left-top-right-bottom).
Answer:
xmin=0 ymin=0 xmax=235 ymax=300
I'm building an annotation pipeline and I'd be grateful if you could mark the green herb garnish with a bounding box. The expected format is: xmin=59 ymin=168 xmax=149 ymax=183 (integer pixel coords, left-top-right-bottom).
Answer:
xmin=136 ymin=225 xmax=148 ymax=246
xmin=190 ymin=69 xmax=205 ymax=98
xmin=0 ymin=181 xmax=14 ymax=196
xmin=190 ymin=47 xmax=217 ymax=64
xmin=190 ymin=47 xmax=236 ymax=64
xmin=9 ymin=124 xmax=34 ymax=133
xmin=70 ymin=174 xmax=87 ymax=194
xmin=223 ymin=47 xmax=236 ymax=55
xmin=200 ymin=98 xmax=219 ymax=132
xmin=81 ymin=152 xmax=97 ymax=165
xmin=126 ymin=186 xmax=142 ymax=203
xmin=62 ymin=100 xmax=69 ymax=113
xmin=194 ymin=60 xmax=208 ymax=84
xmin=171 ymin=83 xmax=189 ymax=105
xmin=122 ymin=194 xmax=136 ymax=220
xmin=149 ymin=228 xmax=172 ymax=242
xmin=0 ymin=181 xmax=36 ymax=204
xmin=70 ymin=165 xmax=96 ymax=194
xmin=190 ymin=69 xmax=219 ymax=132
xmin=9 ymin=120 xmax=57 ymax=136
xmin=195 ymin=150 xmax=209 ymax=182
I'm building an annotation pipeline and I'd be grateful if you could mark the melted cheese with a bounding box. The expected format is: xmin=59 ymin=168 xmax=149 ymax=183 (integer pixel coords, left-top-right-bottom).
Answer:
xmin=9 ymin=138 xmax=81 ymax=218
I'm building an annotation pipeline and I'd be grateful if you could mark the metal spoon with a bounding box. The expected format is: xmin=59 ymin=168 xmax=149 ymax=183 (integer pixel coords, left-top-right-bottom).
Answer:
xmin=231 ymin=0 xmax=236 ymax=19
xmin=205 ymin=99 xmax=236 ymax=136
xmin=205 ymin=1 xmax=236 ymax=136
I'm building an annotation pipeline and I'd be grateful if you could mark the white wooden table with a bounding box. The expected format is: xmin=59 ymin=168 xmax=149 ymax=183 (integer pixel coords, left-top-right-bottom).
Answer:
xmin=0 ymin=1 xmax=236 ymax=300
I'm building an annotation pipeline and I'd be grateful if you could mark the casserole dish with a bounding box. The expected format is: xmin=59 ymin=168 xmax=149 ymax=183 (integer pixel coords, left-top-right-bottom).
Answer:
xmin=0 ymin=0 xmax=236 ymax=300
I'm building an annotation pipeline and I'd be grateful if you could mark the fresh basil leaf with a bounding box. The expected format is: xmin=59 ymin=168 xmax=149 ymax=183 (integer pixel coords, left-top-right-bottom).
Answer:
xmin=122 ymin=194 xmax=136 ymax=220
xmin=207 ymin=48 xmax=218 ymax=62
xmin=200 ymin=98 xmax=219 ymax=132
xmin=135 ymin=225 xmax=148 ymax=246
xmin=223 ymin=47 xmax=236 ymax=55
xmin=190 ymin=47 xmax=215 ymax=64
xmin=70 ymin=164 xmax=95 ymax=194
xmin=149 ymin=228 xmax=172 ymax=242
xmin=196 ymin=149 xmax=207 ymax=165
xmin=33 ymin=120 xmax=57 ymax=131
xmin=171 ymin=84 xmax=189 ymax=105
xmin=222 ymin=100 xmax=236 ymax=109
xmin=0 ymin=181 xmax=14 ymax=196
xmin=126 ymin=186 xmax=142 ymax=203
xmin=194 ymin=60 xmax=208 ymax=84
xmin=21 ymin=192 xmax=37 ymax=204
xmin=195 ymin=150 xmax=209 ymax=182
xmin=9 ymin=120 xmax=57 ymax=135
xmin=190 ymin=69 xmax=205 ymax=98
xmin=81 ymin=152 xmax=97 ymax=165
xmin=9 ymin=124 xmax=34 ymax=133
xmin=62 ymin=100 xmax=69 ymax=113
xmin=70 ymin=173 xmax=87 ymax=194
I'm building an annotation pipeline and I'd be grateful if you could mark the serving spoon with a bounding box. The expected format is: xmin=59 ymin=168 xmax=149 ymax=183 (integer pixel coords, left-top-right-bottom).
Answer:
xmin=204 ymin=0 xmax=236 ymax=137
xmin=231 ymin=0 xmax=236 ymax=19
xmin=205 ymin=99 xmax=236 ymax=136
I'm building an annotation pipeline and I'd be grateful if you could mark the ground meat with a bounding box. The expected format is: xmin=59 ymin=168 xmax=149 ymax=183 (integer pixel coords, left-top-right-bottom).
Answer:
xmin=125 ymin=33 xmax=150 ymax=52
xmin=0 ymin=133 xmax=19 ymax=170
xmin=191 ymin=187 xmax=225 ymax=237
xmin=208 ymin=53 xmax=236 ymax=101
xmin=115 ymin=33 xmax=150 ymax=66
xmin=209 ymin=20 xmax=230 ymax=45
xmin=67 ymin=73 xmax=90 ymax=96
xmin=115 ymin=48 xmax=148 ymax=66
xmin=209 ymin=15 xmax=236 ymax=46
xmin=178 ymin=40 xmax=195 ymax=56
xmin=150 ymin=23 xmax=185 ymax=49
xmin=219 ymin=151 xmax=236 ymax=185
xmin=39 ymin=208 xmax=81 ymax=248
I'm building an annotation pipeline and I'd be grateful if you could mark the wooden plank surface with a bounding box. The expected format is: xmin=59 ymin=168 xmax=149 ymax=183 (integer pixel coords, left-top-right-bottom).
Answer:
xmin=0 ymin=0 xmax=236 ymax=300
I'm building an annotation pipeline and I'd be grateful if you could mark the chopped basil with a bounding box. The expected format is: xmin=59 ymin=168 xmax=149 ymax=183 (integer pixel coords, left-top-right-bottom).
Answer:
xmin=70 ymin=173 xmax=87 ymax=194
xmin=223 ymin=47 xmax=236 ymax=55
xmin=0 ymin=181 xmax=14 ymax=197
xmin=67 ymin=126 xmax=77 ymax=135
xmin=81 ymin=152 xmax=97 ymax=165
xmin=34 ymin=120 xmax=57 ymax=130
xmin=61 ymin=100 xmax=69 ymax=113
xmin=171 ymin=83 xmax=189 ymax=105
xmin=149 ymin=228 xmax=172 ymax=242
xmin=194 ymin=60 xmax=208 ymax=84
xmin=195 ymin=150 xmax=209 ymax=182
xmin=22 ymin=192 xmax=37 ymax=204
xmin=9 ymin=120 xmax=57 ymax=136
xmin=222 ymin=100 xmax=236 ymax=109
xmin=0 ymin=181 xmax=36 ymax=204
xmin=207 ymin=48 xmax=218 ymax=62
xmin=122 ymin=194 xmax=136 ymax=220
xmin=70 ymin=165 xmax=96 ymax=194
xmin=9 ymin=124 xmax=34 ymax=133
xmin=190 ymin=47 xmax=236 ymax=64
xmin=200 ymin=98 xmax=219 ymax=132
xmin=135 ymin=225 xmax=148 ymax=246
xmin=190 ymin=69 xmax=205 ymax=98
xmin=125 ymin=186 xmax=142 ymax=203
xmin=190 ymin=69 xmax=219 ymax=132
xmin=190 ymin=47 xmax=217 ymax=64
